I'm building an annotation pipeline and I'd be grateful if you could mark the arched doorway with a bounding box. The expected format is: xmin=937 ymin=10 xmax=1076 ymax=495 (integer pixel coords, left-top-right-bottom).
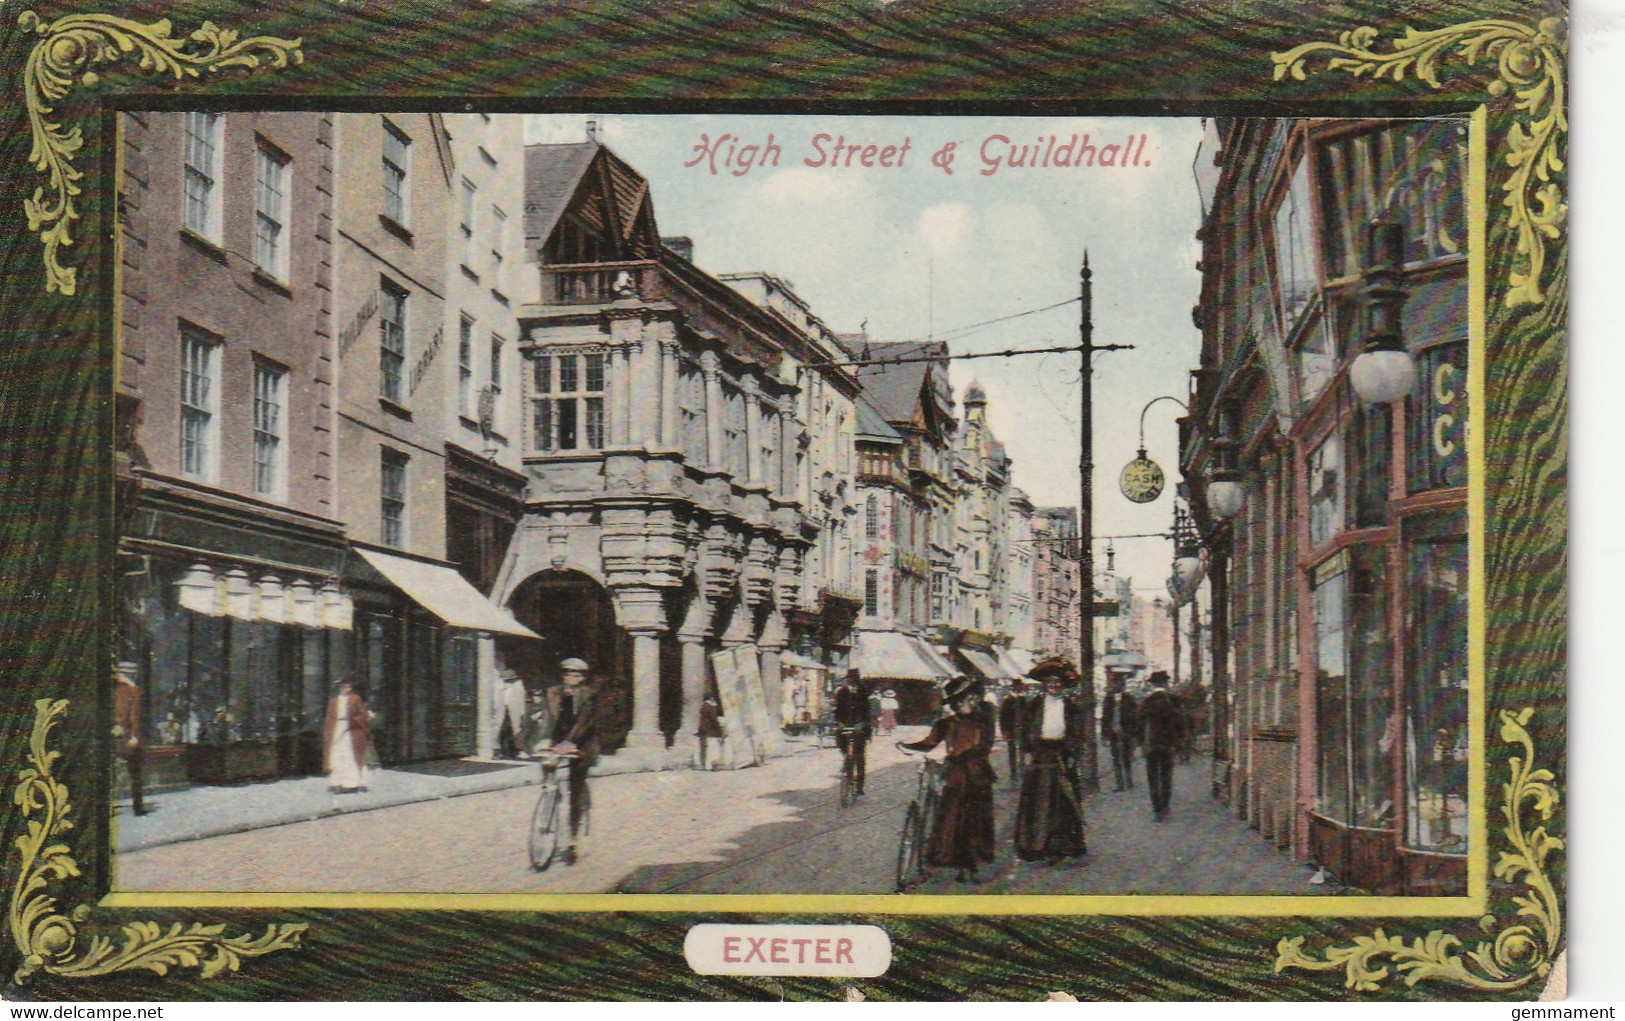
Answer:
xmin=505 ymin=570 xmax=631 ymax=754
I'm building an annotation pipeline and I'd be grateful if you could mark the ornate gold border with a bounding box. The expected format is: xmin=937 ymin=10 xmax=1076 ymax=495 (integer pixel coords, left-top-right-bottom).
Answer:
xmin=17 ymin=9 xmax=302 ymax=296
xmin=9 ymin=700 xmax=307 ymax=984
xmin=1275 ymin=709 xmax=1562 ymax=992
xmin=1272 ymin=17 xmax=1567 ymax=307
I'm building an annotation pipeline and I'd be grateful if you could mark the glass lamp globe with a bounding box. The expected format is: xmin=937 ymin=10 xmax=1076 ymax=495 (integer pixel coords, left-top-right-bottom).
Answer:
xmin=1207 ymin=478 xmax=1245 ymax=520
xmin=1349 ymin=348 xmax=1417 ymax=404
xmin=1174 ymin=554 xmax=1204 ymax=590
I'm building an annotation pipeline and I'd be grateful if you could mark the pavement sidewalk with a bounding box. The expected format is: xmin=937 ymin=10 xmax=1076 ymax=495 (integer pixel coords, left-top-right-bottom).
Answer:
xmin=115 ymin=733 xmax=826 ymax=853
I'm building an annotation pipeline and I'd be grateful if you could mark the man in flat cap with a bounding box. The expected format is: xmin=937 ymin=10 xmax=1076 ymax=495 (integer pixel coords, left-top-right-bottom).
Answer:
xmin=546 ymin=657 xmax=600 ymax=864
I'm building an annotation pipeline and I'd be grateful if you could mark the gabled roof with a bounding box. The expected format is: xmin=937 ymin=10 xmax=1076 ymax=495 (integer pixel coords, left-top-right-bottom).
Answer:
xmin=524 ymin=141 xmax=656 ymax=256
xmin=855 ymin=394 xmax=903 ymax=445
xmin=855 ymin=340 xmax=952 ymax=433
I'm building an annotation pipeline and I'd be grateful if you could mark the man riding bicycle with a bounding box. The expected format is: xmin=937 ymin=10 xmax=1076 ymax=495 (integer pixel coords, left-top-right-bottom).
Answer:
xmin=544 ymin=657 xmax=599 ymax=864
xmin=832 ymin=667 xmax=870 ymax=797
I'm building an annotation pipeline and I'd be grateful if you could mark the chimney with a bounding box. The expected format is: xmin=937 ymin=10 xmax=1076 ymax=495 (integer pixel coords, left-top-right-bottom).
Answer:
xmin=585 ymin=119 xmax=599 ymax=142
xmin=662 ymin=236 xmax=694 ymax=262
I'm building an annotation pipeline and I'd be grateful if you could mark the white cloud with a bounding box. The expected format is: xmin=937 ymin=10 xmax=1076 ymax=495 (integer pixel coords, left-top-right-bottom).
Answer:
xmin=917 ymin=203 xmax=975 ymax=257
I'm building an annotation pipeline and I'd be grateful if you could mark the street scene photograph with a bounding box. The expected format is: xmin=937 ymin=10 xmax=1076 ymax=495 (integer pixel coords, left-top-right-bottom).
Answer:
xmin=110 ymin=110 xmax=1473 ymax=900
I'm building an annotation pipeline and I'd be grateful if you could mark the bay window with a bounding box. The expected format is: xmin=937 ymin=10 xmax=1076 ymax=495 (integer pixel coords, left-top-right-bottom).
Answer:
xmin=530 ymin=349 xmax=606 ymax=452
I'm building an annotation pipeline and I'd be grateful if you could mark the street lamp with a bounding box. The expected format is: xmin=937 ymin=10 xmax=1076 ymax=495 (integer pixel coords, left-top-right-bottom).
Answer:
xmin=1204 ymin=402 xmax=1245 ymax=521
xmin=1349 ymin=221 xmax=1416 ymax=405
xmin=1168 ymin=505 xmax=1204 ymax=597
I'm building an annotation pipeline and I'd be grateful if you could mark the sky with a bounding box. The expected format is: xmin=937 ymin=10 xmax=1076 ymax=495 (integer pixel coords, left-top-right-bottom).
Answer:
xmin=527 ymin=113 xmax=1207 ymax=594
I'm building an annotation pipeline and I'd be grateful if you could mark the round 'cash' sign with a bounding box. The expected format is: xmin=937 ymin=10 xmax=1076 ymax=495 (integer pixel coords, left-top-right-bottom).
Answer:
xmin=1120 ymin=454 xmax=1165 ymax=504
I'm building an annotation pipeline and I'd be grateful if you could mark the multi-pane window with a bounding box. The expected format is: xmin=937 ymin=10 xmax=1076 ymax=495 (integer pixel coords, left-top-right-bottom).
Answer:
xmin=458 ymin=179 xmax=476 ymax=268
xmin=1307 ymin=432 xmax=1343 ymax=547
xmin=379 ymin=281 xmax=407 ymax=403
xmin=380 ymin=448 xmax=408 ymax=548
xmin=1316 ymin=120 xmax=1468 ymax=281
xmin=490 ymin=334 xmax=504 ymax=393
xmin=1403 ymin=518 xmax=1469 ymax=852
xmin=179 ymin=326 xmax=219 ymax=480
xmin=1407 ymin=342 xmax=1468 ymax=494
xmin=253 ymin=146 xmax=291 ymax=280
xmin=381 ymin=119 xmax=411 ymax=225
xmin=530 ymin=349 xmax=606 ymax=452
xmin=457 ymin=315 xmax=474 ymax=417
xmin=677 ymin=360 xmax=705 ymax=463
xmin=252 ymin=360 xmax=287 ymax=499
xmin=1271 ymin=156 xmax=1318 ymax=330
xmin=1311 ymin=546 xmax=1393 ymax=829
xmin=864 ymin=569 xmax=879 ymax=617
xmin=865 ymin=495 xmax=879 ymax=540
xmin=183 ymin=112 xmax=223 ymax=240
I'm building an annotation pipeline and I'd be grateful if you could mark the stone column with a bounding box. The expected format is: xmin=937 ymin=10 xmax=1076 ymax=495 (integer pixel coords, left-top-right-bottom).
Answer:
xmin=677 ymin=592 xmax=711 ymax=756
xmin=743 ymin=375 xmax=763 ymax=486
xmin=758 ymin=608 xmax=787 ymax=729
xmin=702 ymin=350 xmax=723 ymax=471
xmin=614 ymin=585 xmax=668 ymax=753
xmin=630 ymin=333 xmax=655 ymax=448
xmin=610 ymin=341 xmax=631 ymax=446
xmin=778 ymin=405 xmax=796 ymax=500
xmin=659 ymin=336 xmax=680 ymax=449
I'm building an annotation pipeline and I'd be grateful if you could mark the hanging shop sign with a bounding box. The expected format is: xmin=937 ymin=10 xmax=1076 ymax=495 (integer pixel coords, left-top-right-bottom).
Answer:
xmin=1119 ymin=452 xmax=1165 ymax=503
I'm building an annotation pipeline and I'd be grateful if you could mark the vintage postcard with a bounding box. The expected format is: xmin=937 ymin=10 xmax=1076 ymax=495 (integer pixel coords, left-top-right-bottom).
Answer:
xmin=0 ymin=0 xmax=1567 ymax=1003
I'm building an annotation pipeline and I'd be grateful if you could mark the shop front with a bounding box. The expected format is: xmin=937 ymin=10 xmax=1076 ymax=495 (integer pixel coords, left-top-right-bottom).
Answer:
xmin=850 ymin=629 xmax=953 ymax=725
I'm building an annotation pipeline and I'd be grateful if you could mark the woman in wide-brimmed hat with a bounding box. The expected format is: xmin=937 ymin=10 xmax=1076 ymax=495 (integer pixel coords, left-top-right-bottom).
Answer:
xmin=897 ymin=675 xmax=998 ymax=882
xmin=1014 ymin=657 xmax=1087 ymax=861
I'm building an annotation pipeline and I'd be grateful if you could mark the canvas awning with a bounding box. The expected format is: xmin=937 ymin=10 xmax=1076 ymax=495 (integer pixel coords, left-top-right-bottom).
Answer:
xmin=852 ymin=631 xmax=951 ymax=682
xmin=954 ymin=647 xmax=1008 ymax=681
xmin=997 ymin=647 xmax=1035 ymax=680
xmin=354 ymin=548 xmax=541 ymax=639
xmin=780 ymin=652 xmax=827 ymax=671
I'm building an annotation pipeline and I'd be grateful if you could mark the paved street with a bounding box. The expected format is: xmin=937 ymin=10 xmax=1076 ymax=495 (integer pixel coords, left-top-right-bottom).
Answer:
xmin=116 ymin=727 xmax=1327 ymax=897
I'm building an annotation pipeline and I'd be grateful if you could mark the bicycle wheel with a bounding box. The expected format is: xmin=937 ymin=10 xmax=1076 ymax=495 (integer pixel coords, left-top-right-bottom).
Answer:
xmin=529 ymin=784 xmax=562 ymax=871
xmin=839 ymin=754 xmax=857 ymax=808
xmin=895 ymin=802 xmax=922 ymax=892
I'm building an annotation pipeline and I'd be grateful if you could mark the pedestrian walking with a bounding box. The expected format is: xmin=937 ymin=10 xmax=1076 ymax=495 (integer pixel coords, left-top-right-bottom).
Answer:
xmin=545 ymin=657 xmax=600 ymax=864
xmin=323 ymin=678 xmax=370 ymax=794
xmin=997 ymin=680 xmax=1028 ymax=786
xmin=1106 ymin=686 xmax=1138 ymax=791
xmin=114 ymin=660 xmax=148 ymax=816
xmin=696 ymin=693 xmax=725 ymax=769
xmin=1014 ymin=658 xmax=1087 ymax=862
xmin=497 ymin=667 xmax=528 ymax=759
xmin=898 ymin=676 xmax=997 ymax=882
xmin=879 ymin=689 xmax=899 ymax=733
xmin=1140 ymin=671 xmax=1180 ymax=821
xmin=832 ymin=668 xmax=870 ymax=796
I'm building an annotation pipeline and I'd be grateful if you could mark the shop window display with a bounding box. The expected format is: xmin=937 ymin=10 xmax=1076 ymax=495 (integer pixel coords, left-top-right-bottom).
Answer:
xmin=1404 ymin=525 xmax=1469 ymax=852
xmin=1312 ymin=545 xmax=1393 ymax=829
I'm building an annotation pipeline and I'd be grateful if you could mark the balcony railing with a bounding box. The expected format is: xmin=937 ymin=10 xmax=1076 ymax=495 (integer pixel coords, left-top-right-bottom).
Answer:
xmin=540 ymin=260 xmax=663 ymax=306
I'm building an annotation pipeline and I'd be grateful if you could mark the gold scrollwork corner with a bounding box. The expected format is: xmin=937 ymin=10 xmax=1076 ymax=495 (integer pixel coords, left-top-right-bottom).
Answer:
xmin=9 ymin=698 xmax=307 ymax=985
xmin=1271 ymin=18 xmax=1567 ymax=308
xmin=1274 ymin=708 xmax=1562 ymax=993
xmin=17 ymin=10 xmax=303 ymax=296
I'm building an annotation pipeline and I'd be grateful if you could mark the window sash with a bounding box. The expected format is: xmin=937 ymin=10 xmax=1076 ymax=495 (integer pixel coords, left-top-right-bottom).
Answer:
xmin=382 ymin=122 xmax=410 ymax=224
xmin=252 ymin=364 xmax=285 ymax=497
xmin=179 ymin=329 xmax=217 ymax=479
xmin=458 ymin=317 xmax=474 ymax=417
xmin=380 ymin=452 xmax=407 ymax=547
xmin=183 ymin=112 xmax=221 ymax=238
xmin=253 ymin=149 xmax=289 ymax=278
xmin=529 ymin=350 xmax=607 ymax=452
xmin=379 ymin=286 xmax=406 ymax=402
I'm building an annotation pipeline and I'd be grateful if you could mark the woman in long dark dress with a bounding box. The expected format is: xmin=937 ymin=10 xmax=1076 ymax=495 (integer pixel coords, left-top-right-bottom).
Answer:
xmin=1014 ymin=658 xmax=1087 ymax=861
xmin=898 ymin=676 xmax=997 ymax=882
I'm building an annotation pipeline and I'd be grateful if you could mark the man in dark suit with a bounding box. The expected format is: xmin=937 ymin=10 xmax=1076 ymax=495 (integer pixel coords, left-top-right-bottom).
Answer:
xmin=1140 ymin=671 xmax=1180 ymax=821
xmin=1106 ymin=686 xmax=1139 ymax=791
xmin=545 ymin=657 xmax=600 ymax=864
xmin=832 ymin=668 xmax=870 ymax=796
xmin=997 ymin=680 xmax=1028 ymax=785
xmin=114 ymin=660 xmax=148 ymax=816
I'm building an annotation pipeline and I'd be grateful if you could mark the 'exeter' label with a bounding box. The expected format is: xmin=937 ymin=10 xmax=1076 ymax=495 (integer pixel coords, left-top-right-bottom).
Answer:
xmin=684 ymin=924 xmax=891 ymax=977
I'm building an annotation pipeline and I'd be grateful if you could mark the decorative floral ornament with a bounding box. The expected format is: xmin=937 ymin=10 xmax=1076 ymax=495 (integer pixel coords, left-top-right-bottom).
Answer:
xmin=9 ymin=699 xmax=307 ymax=984
xmin=1272 ymin=18 xmax=1566 ymax=308
xmin=18 ymin=10 xmax=304 ymax=295
xmin=1275 ymin=708 xmax=1562 ymax=992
